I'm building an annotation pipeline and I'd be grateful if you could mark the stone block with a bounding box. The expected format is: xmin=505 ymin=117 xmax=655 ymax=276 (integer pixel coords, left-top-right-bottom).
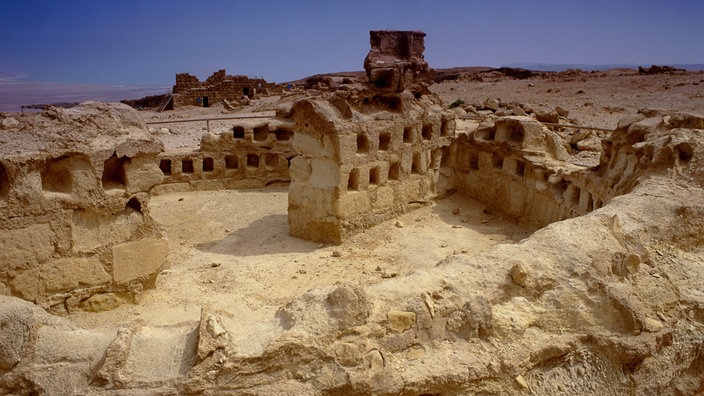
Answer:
xmin=125 ymin=155 xmax=163 ymax=194
xmin=42 ymin=257 xmax=111 ymax=293
xmin=387 ymin=310 xmax=416 ymax=333
xmin=112 ymin=238 xmax=169 ymax=284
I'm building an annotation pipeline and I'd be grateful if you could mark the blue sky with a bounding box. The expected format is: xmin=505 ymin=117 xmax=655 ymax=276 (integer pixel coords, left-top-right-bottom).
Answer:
xmin=1 ymin=0 xmax=703 ymax=85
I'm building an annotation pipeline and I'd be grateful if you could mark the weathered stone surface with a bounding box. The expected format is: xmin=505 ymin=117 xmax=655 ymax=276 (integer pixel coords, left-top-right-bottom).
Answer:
xmin=387 ymin=310 xmax=417 ymax=333
xmin=112 ymin=238 xmax=169 ymax=284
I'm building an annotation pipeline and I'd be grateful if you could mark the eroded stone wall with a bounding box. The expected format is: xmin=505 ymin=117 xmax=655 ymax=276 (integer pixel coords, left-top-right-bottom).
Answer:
xmin=0 ymin=103 xmax=168 ymax=314
xmin=153 ymin=118 xmax=297 ymax=193
xmin=287 ymin=31 xmax=453 ymax=244
xmin=172 ymin=69 xmax=283 ymax=107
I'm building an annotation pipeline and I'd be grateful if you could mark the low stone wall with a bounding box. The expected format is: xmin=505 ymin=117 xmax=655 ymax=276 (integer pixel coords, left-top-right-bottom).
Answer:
xmin=153 ymin=118 xmax=297 ymax=193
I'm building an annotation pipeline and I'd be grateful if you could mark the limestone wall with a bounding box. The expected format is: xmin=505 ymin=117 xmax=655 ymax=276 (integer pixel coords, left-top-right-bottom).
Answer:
xmin=153 ymin=118 xmax=297 ymax=193
xmin=172 ymin=69 xmax=283 ymax=107
xmin=0 ymin=103 xmax=169 ymax=314
xmin=287 ymin=31 xmax=453 ymax=244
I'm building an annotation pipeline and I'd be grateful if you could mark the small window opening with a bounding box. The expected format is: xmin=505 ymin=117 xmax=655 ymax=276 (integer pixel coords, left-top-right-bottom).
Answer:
xmin=265 ymin=154 xmax=277 ymax=170
xmin=247 ymin=154 xmax=260 ymax=169
xmin=492 ymin=153 xmax=504 ymax=169
xmin=253 ymin=126 xmax=269 ymax=141
xmin=102 ymin=152 xmax=128 ymax=190
xmin=274 ymin=129 xmax=292 ymax=141
xmin=233 ymin=126 xmax=245 ymax=139
xmin=181 ymin=159 xmax=194 ymax=173
xmin=125 ymin=197 xmax=142 ymax=213
xmin=422 ymin=124 xmax=433 ymax=140
xmin=41 ymin=156 xmax=73 ymax=193
xmin=441 ymin=119 xmax=451 ymax=137
xmin=468 ymin=152 xmax=479 ymax=170
xmin=0 ymin=162 xmax=9 ymax=200
xmin=159 ymin=159 xmax=172 ymax=175
xmin=379 ymin=133 xmax=391 ymax=151
xmin=440 ymin=146 xmax=452 ymax=168
xmin=509 ymin=125 xmax=524 ymax=143
xmin=403 ymin=126 xmax=415 ymax=143
xmin=515 ymin=160 xmax=525 ymax=177
xmin=412 ymin=152 xmax=422 ymax=174
xmin=203 ymin=157 xmax=214 ymax=172
xmin=225 ymin=155 xmax=238 ymax=169
xmin=388 ymin=162 xmax=400 ymax=180
xmin=348 ymin=168 xmax=360 ymax=191
xmin=369 ymin=167 xmax=380 ymax=185
xmin=357 ymin=133 xmax=369 ymax=154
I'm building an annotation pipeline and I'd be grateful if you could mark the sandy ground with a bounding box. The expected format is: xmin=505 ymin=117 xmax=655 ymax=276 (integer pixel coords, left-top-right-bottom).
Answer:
xmin=70 ymin=186 xmax=534 ymax=339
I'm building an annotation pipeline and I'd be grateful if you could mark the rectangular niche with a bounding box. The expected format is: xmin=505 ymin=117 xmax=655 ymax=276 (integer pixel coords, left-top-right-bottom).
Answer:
xmin=468 ymin=152 xmax=479 ymax=170
xmin=159 ymin=159 xmax=172 ymax=175
xmin=202 ymin=157 xmax=214 ymax=172
xmin=0 ymin=162 xmax=9 ymax=200
xmin=225 ymin=155 xmax=238 ymax=169
xmin=515 ymin=160 xmax=525 ymax=177
xmin=411 ymin=152 xmax=422 ymax=174
xmin=369 ymin=166 xmax=380 ymax=185
xmin=247 ymin=154 xmax=260 ymax=169
xmin=357 ymin=133 xmax=369 ymax=154
xmin=379 ymin=133 xmax=391 ymax=151
xmin=264 ymin=154 xmax=277 ymax=170
xmin=492 ymin=153 xmax=504 ymax=169
xmin=182 ymin=159 xmax=194 ymax=174
xmin=348 ymin=168 xmax=360 ymax=191
xmin=403 ymin=126 xmax=415 ymax=144
xmin=233 ymin=126 xmax=245 ymax=139
xmin=388 ymin=162 xmax=400 ymax=180
xmin=102 ymin=152 xmax=128 ymax=190
xmin=441 ymin=119 xmax=451 ymax=137
xmin=422 ymin=124 xmax=433 ymax=140
xmin=253 ymin=126 xmax=269 ymax=141
xmin=274 ymin=129 xmax=292 ymax=142
xmin=41 ymin=155 xmax=75 ymax=194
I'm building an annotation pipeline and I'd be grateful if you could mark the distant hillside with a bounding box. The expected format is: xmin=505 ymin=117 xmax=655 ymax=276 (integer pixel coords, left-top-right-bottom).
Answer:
xmin=504 ymin=63 xmax=704 ymax=72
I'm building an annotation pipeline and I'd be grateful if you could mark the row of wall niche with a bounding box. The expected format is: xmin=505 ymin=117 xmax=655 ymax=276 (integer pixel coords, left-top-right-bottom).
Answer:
xmin=347 ymin=147 xmax=445 ymax=191
xmin=37 ymin=152 xmax=132 ymax=195
xmin=353 ymin=122 xmax=453 ymax=156
xmin=455 ymin=146 xmax=603 ymax=226
xmin=231 ymin=125 xmax=293 ymax=143
xmin=158 ymin=152 xmax=292 ymax=178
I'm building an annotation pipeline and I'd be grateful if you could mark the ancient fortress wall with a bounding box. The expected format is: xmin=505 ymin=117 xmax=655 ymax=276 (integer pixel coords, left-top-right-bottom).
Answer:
xmin=287 ymin=30 xmax=453 ymax=243
xmin=0 ymin=103 xmax=168 ymax=314
xmin=172 ymin=69 xmax=283 ymax=107
xmin=153 ymin=118 xmax=297 ymax=193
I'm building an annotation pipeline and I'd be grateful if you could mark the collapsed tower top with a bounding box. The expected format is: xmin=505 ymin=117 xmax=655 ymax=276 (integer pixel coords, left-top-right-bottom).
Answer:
xmin=364 ymin=30 xmax=434 ymax=94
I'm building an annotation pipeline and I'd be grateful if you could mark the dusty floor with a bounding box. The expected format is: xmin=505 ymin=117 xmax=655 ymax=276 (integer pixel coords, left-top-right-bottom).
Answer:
xmin=70 ymin=186 xmax=535 ymax=348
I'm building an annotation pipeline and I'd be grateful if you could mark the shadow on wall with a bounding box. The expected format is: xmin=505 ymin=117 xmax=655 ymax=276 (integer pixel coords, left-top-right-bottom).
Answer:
xmin=195 ymin=214 xmax=320 ymax=256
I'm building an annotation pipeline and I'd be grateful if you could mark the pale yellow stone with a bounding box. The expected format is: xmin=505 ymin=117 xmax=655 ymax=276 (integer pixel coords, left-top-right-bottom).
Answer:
xmin=112 ymin=238 xmax=169 ymax=284
xmin=387 ymin=310 xmax=416 ymax=333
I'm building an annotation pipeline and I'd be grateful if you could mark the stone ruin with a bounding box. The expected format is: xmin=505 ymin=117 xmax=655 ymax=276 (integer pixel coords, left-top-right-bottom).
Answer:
xmin=172 ymin=69 xmax=283 ymax=108
xmin=2 ymin=30 xmax=704 ymax=394
xmin=0 ymin=103 xmax=168 ymax=314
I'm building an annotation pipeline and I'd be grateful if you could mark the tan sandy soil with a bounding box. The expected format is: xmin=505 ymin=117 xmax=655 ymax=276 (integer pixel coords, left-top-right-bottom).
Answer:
xmin=70 ymin=186 xmax=534 ymax=340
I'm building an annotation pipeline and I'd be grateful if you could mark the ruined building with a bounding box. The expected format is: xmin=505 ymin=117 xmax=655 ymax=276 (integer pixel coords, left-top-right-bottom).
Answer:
xmin=172 ymin=69 xmax=283 ymax=107
xmin=0 ymin=103 xmax=168 ymax=314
